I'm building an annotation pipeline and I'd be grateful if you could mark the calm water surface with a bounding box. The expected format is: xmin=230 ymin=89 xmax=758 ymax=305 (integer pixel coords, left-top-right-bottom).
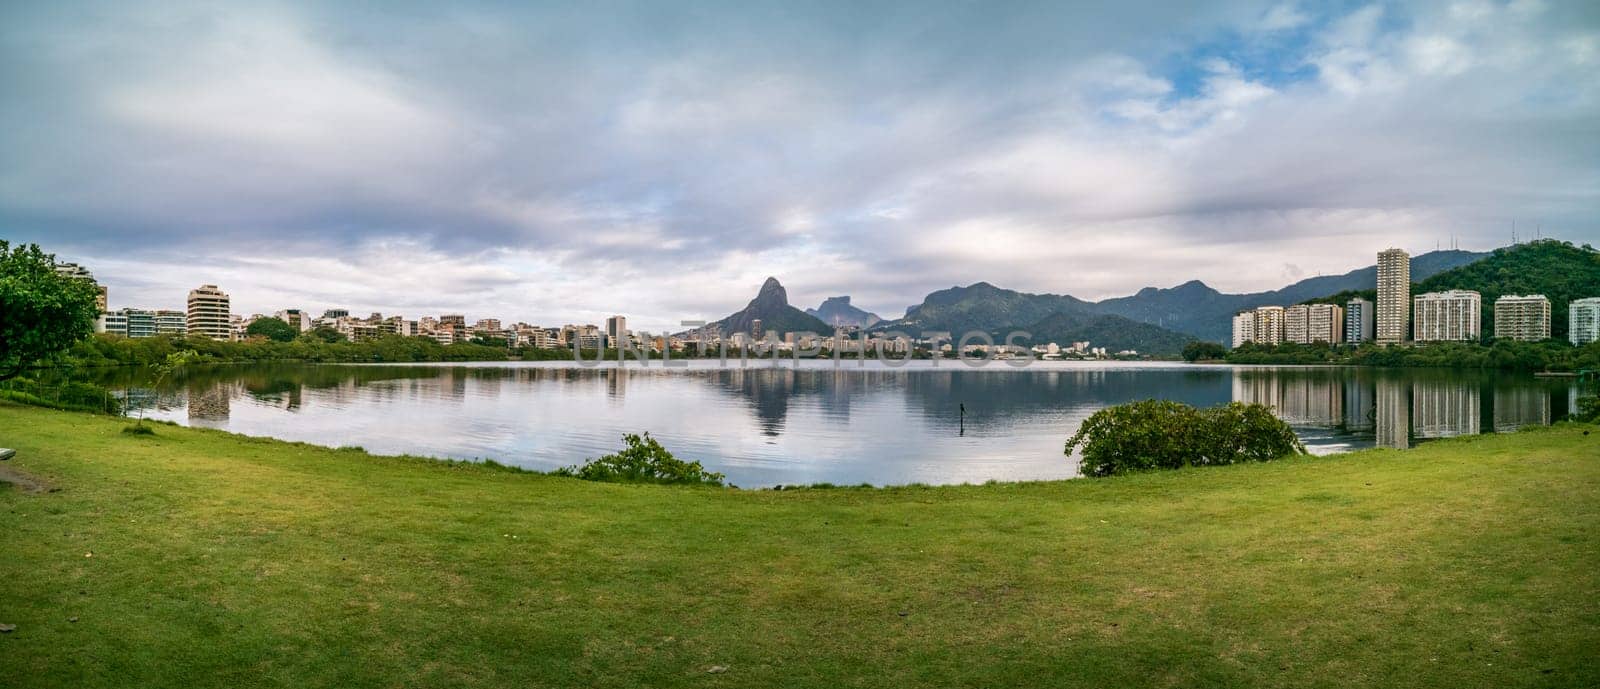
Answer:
xmin=92 ymin=361 xmax=1582 ymax=487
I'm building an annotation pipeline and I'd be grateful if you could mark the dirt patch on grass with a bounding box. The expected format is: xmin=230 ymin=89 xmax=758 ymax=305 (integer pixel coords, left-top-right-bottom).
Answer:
xmin=0 ymin=465 xmax=56 ymax=494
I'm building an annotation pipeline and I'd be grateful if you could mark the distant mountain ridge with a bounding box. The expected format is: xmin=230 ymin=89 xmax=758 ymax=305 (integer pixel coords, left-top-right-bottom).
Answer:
xmin=805 ymin=296 xmax=881 ymax=328
xmin=870 ymin=249 xmax=1490 ymax=345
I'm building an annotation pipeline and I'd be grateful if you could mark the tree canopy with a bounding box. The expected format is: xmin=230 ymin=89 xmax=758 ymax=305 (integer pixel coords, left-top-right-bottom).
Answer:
xmin=245 ymin=316 xmax=298 ymax=342
xmin=0 ymin=241 xmax=101 ymax=380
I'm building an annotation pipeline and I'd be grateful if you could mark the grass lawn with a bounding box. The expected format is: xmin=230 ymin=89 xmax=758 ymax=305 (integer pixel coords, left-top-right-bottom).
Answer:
xmin=0 ymin=403 xmax=1596 ymax=688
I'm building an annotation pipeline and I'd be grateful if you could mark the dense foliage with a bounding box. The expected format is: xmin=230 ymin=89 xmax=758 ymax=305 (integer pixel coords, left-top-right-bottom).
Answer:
xmin=62 ymin=333 xmax=511 ymax=367
xmin=554 ymin=433 xmax=726 ymax=486
xmin=244 ymin=317 xmax=298 ymax=342
xmin=1066 ymin=400 xmax=1305 ymax=477
xmin=1413 ymin=239 xmax=1600 ymax=337
xmin=1576 ymin=396 xmax=1599 ymax=423
xmin=1181 ymin=340 xmax=1228 ymax=362
xmin=1226 ymin=339 xmax=1600 ymax=371
xmin=0 ymin=241 xmax=101 ymax=380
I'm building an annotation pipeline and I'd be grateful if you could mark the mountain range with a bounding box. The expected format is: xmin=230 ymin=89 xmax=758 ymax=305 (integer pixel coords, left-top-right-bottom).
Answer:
xmin=699 ymin=248 xmax=1502 ymax=355
xmin=805 ymin=296 xmax=881 ymax=328
xmin=871 ymin=249 xmax=1488 ymax=346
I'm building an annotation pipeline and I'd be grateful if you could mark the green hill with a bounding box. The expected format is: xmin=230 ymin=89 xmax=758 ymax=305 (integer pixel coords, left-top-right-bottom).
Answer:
xmin=1415 ymin=240 xmax=1600 ymax=338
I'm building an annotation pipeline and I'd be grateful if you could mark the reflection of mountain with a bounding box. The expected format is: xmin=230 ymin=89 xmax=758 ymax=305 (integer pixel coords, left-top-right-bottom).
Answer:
xmin=83 ymin=363 xmax=1582 ymax=466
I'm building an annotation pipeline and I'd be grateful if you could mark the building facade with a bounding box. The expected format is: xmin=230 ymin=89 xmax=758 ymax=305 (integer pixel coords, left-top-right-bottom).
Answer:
xmin=1493 ymin=294 xmax=1550 ymax=342
xmin=186 ymin=284 xmax=232 ymax=340
xmin=1345 ymin=298 xmax=1375 ymax=343
xmin=1571 ymin=297 xmax=1600 ymax=345
xmin=1376 ymin=248 xmax=1410 ymax=343
xmin=1307 ymin=303 xmax=1344 ymax=344
xmin=1253 ymin=306 xmax=1284 ymax=345
xmin=1284 ymin=305 xmax=1310 ymax=344
xmin=1231 ymin=311 xmax=1255 ymax=348
xmin=1413 ymin=290 xmax=1481 ymax=342
xmin=605 ymin=315 xmax=627 ymax=349
xmin=276 ymin=309 xmax=308 ymax=332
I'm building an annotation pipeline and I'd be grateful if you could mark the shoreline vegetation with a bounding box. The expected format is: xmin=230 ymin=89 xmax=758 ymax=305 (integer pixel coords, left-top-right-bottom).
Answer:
xmin=37 ymin=331 xmax=1600 ymax=374
xmin=1213 ymin=339 xmax=1600 ymax=370
xmin=0 ymin=402 xmax=1596 ymax=687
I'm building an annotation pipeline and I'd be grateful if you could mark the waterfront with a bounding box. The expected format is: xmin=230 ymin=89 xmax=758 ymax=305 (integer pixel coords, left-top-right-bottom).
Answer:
xmin=67 ymin=360 xmax=1584 ymax=487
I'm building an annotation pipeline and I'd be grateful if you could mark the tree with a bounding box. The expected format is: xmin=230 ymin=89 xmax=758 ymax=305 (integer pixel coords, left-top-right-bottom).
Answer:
xmin=303 ymin=326 xmax=346 ymax=343
xmin=245 ymin=316 xmax=298 ymax=342
xmin=126 ymin=350 xmax=196 ymax=434
xmin=1181 ymin=340 xmax=1228 ymax=362
xmin=0 ymin=241 xmax=100 ymax=381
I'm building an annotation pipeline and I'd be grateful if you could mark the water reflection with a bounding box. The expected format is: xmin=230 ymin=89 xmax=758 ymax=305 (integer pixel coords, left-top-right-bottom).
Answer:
xmin=1230 ymin=368 xmax=1576 ymax=450
xmin=59 ymin=362 xmax=1582 ymax=486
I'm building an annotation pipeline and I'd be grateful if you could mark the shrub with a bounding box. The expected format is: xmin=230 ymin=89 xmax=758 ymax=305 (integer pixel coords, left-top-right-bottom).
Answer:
xmin=1577 ymin=396 xmax=1600 ymax=423
xmin=1066 ymin=400 xmax=1305 ymax=477
xmin=555 ymin=433 xmax=725 ymax=486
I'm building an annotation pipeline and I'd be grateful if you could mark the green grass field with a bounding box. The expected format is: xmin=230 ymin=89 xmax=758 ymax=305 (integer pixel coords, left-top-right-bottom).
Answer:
xmin=1 ymin=403 xmax=1596 ymax=688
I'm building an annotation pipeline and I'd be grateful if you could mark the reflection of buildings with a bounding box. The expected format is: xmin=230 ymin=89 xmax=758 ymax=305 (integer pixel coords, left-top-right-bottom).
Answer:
xmin=187 ymin=381 xmax=232 ymax=425
xmin=1411 ymin=379 xmax=1478 ymax=438
xmin=1374 ymin=378 xmax=1410 ymax=449
xmin=1494 ymin=387 xmax=1550 ymax=432
xmin=1232 ymin=372 xmax=1341 ymax=426
xmin=1343 ymin=378 xmax=1374 ymax=432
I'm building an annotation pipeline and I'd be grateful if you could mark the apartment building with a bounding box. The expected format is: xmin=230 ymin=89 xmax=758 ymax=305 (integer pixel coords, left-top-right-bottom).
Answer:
xmin=1253 ymin=306 xmax=1285 ymax=345
xmin=186 ymin=284 xmax=232 ymax=340
xmin=1376 ymin=248 xmax=1410 ymax=343
xmin=1413 ymin=290 xmax=1481 ymax=342
xmin=1492 ymin=294 xmax=1550 ymax=342
xmin=1570 ymin=297 xmax=1600 ymax=345
xmin=1345 ymin=298 xmax=1375 ymax=343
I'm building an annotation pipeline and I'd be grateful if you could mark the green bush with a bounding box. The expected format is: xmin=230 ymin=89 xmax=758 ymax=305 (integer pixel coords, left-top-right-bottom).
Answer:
xmin=555 ymin=433 xmax=725 ymax=486
xmin=1066 ymin=400 xmax=1305 ymax=477
xmin=1577 ymin=396 xmax=1600 ymax=423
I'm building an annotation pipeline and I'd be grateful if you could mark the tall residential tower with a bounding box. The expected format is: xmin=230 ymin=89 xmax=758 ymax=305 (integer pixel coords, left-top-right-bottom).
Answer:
xmin=1376 ymin=248 xmax=1410 ymax=344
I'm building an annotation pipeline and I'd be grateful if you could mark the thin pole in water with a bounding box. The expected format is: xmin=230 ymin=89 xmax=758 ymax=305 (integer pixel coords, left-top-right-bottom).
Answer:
xmin=959 ymin=402 xmax=965 ymax=437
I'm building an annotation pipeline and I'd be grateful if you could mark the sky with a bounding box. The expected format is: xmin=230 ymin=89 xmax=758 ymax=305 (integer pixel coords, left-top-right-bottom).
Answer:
xmin=3 ymin=0 xmax=1598 ymax=334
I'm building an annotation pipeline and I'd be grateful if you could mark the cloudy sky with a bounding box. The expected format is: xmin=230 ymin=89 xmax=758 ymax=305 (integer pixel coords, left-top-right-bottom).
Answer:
xmin=3 ymin=0 xmax=1597 ymax=333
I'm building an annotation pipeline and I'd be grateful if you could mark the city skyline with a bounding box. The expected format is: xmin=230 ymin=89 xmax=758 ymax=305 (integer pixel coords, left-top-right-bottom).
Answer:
xmin=4 ymin=1 xmax=1598 ymax=334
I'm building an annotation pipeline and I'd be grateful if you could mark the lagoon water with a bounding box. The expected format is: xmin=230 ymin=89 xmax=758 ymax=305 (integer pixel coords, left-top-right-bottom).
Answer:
xmin=93 ymin=360 xmax=1582 ymax=487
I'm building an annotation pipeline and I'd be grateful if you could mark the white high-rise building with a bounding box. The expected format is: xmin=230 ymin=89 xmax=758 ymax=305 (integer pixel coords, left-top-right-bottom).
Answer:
xmin=1231 ymin=311 xmax=1255 ymax=348
xmin=1571 ymin=297 xmax=1600 ymax=345
xmin=1493 ymin=294 xmax=1550 ymax=342
xmin=1345 ymin=298 xmax=1375 ymax=343
xmin=1413 ymin=290 xmax=1481 ymax=342
xmin=1284 ymin=305 xmax=1311 ymax=344
xmin=1253 ymin=306 xmax=1285 ymax=345
xmin=1307 ymin=303 xmax=1344 ymax=344
xmin=1376 ymin=248 xmax=1410 ymax=343
xmin=186 ymin=284 xmax=232 ymax=341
